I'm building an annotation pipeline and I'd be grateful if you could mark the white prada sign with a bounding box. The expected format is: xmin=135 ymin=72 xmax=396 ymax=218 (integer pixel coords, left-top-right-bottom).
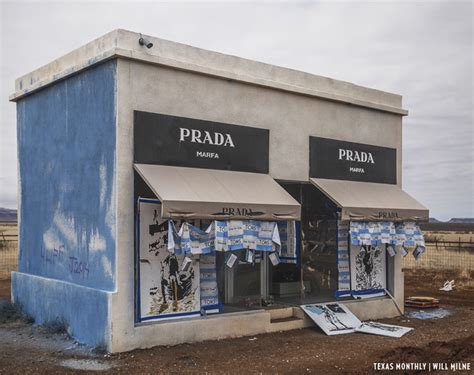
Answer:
xmin=135 ymin=111 xmax=270 ymax=174
xmin=310 ymin=136 xmax=396 ymax=184
xmin=338 ymin=149 xmax=375 ymax=164
xmin=179 ymin=128 xmax=235 ymax=148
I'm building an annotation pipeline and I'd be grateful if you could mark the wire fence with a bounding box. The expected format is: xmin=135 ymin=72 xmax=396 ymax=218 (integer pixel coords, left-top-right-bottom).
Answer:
xmin=403 ymin=244 xmax=474 ymax=270
xmin=0 ymin=222 xmax=18 ymax=280
xmin=1 ymin=223 xmax=473 ymax=280
xmin=402 ymin=231 xmax=474 ymax=271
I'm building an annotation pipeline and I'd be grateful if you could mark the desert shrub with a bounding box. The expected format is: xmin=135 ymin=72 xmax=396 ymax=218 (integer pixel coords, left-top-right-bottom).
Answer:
xmin=92 ymin=344 xmax=108 ymax=354
xmin=0 ymin=300 xmax=33 ymax=324
xmin=43 ymin=318 xmax=68 ymax=335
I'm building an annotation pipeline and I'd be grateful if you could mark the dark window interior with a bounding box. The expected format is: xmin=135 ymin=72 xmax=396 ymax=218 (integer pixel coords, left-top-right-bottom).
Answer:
xmin=274 ymin=182 xmax=341 ymax=304
xmin=134 ymin=171 xmax=157 ymax=202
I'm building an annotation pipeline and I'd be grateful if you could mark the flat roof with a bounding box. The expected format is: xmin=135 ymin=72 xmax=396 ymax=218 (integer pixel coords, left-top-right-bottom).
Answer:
xmin=10 ymin=29 xmax=407 ymax=115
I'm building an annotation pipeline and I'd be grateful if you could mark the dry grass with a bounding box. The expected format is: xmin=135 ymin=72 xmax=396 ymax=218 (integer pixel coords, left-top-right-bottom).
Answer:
xmin=0 ymin=299 xmax=33 ymax=327
xmin=0 ymin=222 xmax=17 ymax=237
xmin=403 ymin=229 xmax=474 ymax=287
xmin=0 ymin=222 xmax=18 ymax=280
xmin=423 ymin=230 xmax=474 ymax=244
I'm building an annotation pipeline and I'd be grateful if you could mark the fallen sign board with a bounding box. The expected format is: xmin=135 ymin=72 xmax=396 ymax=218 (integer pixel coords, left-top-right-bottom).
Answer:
xmin=356 ymin=321 xmax=413 ymax=338
xmin=301 ymin=303 xmax=414 ymax=338
xmin=301 ymin=303 xmax=361 ymax=335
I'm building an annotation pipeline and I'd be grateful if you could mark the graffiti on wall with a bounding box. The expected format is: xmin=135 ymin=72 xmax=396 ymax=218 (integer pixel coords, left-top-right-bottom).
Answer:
xmin=40 ymin=245 xmax=65 ymax=265
xmin=40 ymin=244 xmax=90 ymax=279
xmin=68 ymin=257 xmax=90 ymax=278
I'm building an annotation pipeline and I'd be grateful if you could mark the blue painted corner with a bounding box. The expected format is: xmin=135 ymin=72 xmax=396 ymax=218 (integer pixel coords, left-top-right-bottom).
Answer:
xmin=12 ymin=272 xmax=111 ymax=349
xmin=17 ymin=60 xmax=117 ymax=291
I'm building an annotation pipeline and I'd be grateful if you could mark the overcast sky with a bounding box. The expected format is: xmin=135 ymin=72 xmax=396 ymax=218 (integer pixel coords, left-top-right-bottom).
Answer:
xmin=0 ymin=0 xmax=472 ymax=221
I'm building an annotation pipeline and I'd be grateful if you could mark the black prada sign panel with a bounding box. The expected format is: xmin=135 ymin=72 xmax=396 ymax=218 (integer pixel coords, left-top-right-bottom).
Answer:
xmin=134 ymin=111 xmax=269 ymax=173
xmin=310 ymin=136 xmax=397 ymax=184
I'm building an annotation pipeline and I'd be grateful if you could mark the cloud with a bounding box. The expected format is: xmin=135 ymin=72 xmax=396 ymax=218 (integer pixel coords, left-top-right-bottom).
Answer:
xmin=1 ymin=0 xmax=472 ymax=220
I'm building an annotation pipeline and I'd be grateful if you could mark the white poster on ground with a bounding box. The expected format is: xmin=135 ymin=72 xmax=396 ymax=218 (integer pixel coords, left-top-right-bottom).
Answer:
xmin=138 ymin=199 xmax=200 ymax=321
xmin=301 ymin=303 xmax=361 ymax=335
xmin=355 ymin=321 xmax=413 ymax=338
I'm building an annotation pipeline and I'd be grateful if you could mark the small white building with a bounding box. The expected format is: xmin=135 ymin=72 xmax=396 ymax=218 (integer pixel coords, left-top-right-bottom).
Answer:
xmin=10 ymin=29 xmax=428 ymax=352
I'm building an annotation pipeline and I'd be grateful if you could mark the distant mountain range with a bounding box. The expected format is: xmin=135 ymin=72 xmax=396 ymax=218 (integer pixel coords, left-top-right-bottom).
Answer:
xmin=0 ymin=208 xmax=17 ymax=222
xmin=429 ymin=217 xmax=474 ymax=224
xmin=447 ymin=218 xmax=474 ymax=224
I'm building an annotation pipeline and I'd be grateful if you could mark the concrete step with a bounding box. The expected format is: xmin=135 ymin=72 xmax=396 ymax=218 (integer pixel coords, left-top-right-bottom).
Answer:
xmin=270 ymin=316 xmax=301 ymax=324
xmin=265 ymin=306 xmax=313 ymax=333
xmin=267 ymin=307 xmax=294 ymax=321
xmin=292 ymin=306 xmax=306 ymax=320
xmin=267 ymin=316 xmax=308 ymax=333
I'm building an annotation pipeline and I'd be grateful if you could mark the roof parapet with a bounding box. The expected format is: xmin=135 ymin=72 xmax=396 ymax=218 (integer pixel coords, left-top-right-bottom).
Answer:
xmin=10 ymin=29 xmax=408 ymax=116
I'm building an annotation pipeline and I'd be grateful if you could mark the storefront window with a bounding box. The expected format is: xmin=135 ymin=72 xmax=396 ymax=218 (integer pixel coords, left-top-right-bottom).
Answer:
xmin=270 ymin=262 xmax=300 ymax=304
xmin=277 ymin=183 xmax=341 ymax=304
xmin=216 ymin=250 xmax=263 ymax=312
xmin=135 ymin=173 xmax=345 ymax=323
xmin=135 ymin=172 xmax=279 ymax=319
xmin=301 ymin=218 xmax=338 ymax=302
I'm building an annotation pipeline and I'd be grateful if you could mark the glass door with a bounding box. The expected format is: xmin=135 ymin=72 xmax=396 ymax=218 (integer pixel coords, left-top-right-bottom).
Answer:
xmin=216 ymin=250 xmax=270 ymax=312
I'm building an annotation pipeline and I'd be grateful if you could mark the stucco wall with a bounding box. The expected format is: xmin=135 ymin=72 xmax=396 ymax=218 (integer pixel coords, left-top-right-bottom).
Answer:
xmin=119 ymin=60 xmax=402 ymax=183
xmin=16 ymin=61 xmax=117 ymax=291
xmin=111 ymin=58 xmax=404 ymax=352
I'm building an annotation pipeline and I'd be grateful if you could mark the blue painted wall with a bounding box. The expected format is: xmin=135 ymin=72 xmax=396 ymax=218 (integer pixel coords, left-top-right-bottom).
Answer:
xmin=12 ymin=272 xmax=111 ymax=348
xmin=17 ymin=61 xmax=117 ymax=291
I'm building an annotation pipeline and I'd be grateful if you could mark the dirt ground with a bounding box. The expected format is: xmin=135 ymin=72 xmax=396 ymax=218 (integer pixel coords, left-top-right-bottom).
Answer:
xmin=1 ymin=270 xmax=473 ymax=374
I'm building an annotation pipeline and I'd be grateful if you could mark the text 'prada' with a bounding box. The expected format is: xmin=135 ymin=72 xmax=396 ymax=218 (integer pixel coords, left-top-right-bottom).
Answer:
xmin=180 ymin=128 xmax=235 ymax=147
xmin=339 ymin=149 xmax=375 ymax=164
